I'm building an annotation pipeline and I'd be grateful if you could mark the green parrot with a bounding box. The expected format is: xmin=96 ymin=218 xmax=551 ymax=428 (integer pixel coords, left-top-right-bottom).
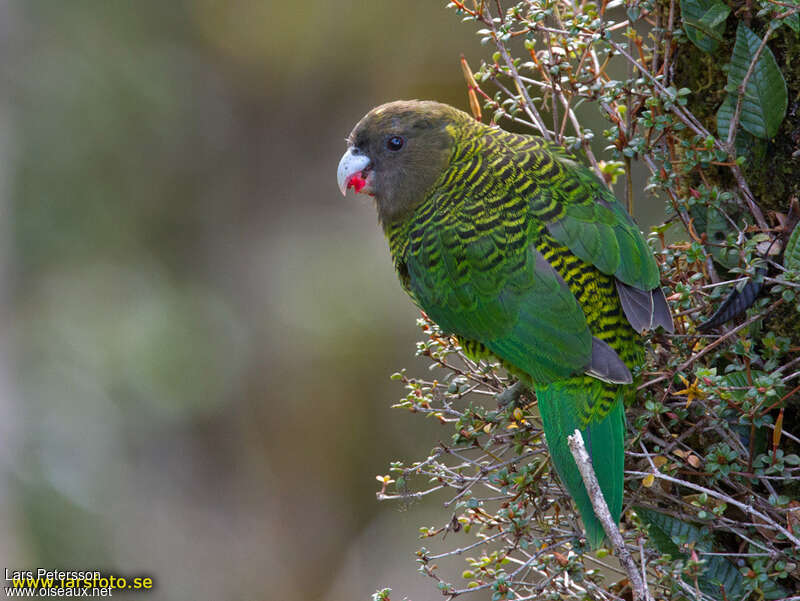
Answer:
xmin=337 ymin=100 xmax=673 ymax=547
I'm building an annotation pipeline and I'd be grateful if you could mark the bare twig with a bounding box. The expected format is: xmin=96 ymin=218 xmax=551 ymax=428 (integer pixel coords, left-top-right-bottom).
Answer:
xmin=567 ymin=430 xmax=653 ymax=601
xmin=489 ymin=26 xmax=553 ymax=139
xmin=663 ymin=0 xmax=675 ymax=83
xmin=628 ymin=470 xmax=800 ymax=548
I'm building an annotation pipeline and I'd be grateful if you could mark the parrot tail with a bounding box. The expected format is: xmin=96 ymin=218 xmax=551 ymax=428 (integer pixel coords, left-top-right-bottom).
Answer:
xmin=536 ymin=380 xmax=625 ymax=549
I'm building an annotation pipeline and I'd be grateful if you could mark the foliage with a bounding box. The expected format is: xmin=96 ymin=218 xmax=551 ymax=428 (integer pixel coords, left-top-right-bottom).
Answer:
xmin=716 ymin=23 xmax=787 ymax=140
xmin=375 ymin=0 xmax=800 ymax=598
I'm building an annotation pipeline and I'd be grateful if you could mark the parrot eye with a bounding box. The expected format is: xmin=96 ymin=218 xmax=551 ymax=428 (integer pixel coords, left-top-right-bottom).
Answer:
xmin=386 ymin=136 xmax=405 ymax=151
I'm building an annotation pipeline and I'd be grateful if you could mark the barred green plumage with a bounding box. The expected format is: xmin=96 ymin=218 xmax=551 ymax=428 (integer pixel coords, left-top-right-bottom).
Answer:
xmin=338 ymin=100 xmax=673 ymax=547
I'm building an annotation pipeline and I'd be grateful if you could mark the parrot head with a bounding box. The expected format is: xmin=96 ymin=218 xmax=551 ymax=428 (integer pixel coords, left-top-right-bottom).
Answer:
xmin=337 ymin=100 xmax=471 ymax=223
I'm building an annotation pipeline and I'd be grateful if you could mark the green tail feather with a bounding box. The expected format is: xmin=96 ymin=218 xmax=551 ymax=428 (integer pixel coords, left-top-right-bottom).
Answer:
xmin=537 ymin=381 xmax=625 ymax=548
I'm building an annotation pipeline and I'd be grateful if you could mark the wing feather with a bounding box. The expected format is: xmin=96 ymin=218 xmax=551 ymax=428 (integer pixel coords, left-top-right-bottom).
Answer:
xmin=404 ymin=205 xmax=593 ymax=385
xmin=527 ymin=145 xmax=661 ymax=291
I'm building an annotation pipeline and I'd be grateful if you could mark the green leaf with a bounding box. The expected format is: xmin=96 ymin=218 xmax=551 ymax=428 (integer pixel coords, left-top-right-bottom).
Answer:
xmin=700 ymin=558 xmax=746 ymax=599
xmin=716 ymin=93 xmax=761 ymax=156
xmin=634 ymin=507 xmax=788 ymax=600
xmin=680 ymin=0 xmax=730 ymax=52
xmin=715 ymin=94 xmax=735 ymax=143
xmin=727 ymin=368 xmax=784 ymax=388
xmin=717 ymin=24 xmax=788 ymax=140
xmin=785 ymin=222 xmax=800 ymax=271
xmin=636 ymin=506 xmax=708 ymax=554
xmin=635 ymin=507 xmax=687 ymax=557
xmin=762 ymin=578 xmax=791 ymax=600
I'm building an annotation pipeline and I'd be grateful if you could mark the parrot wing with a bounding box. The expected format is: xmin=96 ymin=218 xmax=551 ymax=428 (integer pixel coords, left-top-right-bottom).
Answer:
xmin=401 ymin=192 xmax=629 ymax=386
xmin=530 ymin=151 xmax=660 ymax=289
xmin=523 ymin=146 xmax=673 ymax=332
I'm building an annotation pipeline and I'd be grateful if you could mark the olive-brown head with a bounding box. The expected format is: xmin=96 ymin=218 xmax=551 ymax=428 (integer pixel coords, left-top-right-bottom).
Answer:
xmin=337 ymin=100 xmax=472 ymax=224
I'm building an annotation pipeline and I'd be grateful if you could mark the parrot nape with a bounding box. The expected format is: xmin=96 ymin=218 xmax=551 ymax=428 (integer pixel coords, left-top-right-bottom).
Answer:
xmin=337 ymin=100 xmax=674 ymax=548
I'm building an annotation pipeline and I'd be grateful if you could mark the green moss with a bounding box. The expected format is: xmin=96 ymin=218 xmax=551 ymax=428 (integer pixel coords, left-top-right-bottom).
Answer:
xmin=765 ymin=303 xmax=800 ymax=350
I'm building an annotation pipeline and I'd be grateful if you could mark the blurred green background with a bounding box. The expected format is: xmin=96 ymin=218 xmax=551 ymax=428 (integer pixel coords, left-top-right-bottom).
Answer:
xmin=0 ymin=2 xmax=660 ymax=600
xmin=1 ymin=2 xmax=483 ymax=599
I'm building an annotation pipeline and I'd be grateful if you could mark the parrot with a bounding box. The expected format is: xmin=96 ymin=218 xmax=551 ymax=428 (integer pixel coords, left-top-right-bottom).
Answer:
xmin=336 ymin=100 xmax=674 ymax=548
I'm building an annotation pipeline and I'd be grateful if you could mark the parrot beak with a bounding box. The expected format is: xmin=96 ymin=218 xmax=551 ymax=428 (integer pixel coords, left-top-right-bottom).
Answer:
xmin=337 ymin=147 xmax=372 ymax=196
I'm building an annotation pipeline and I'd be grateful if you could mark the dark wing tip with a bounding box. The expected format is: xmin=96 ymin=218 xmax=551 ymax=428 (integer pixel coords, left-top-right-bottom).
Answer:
xmin=616 ymin=280 xmax=674 ymax=334
xmin=585 ymin=337 xmax=632 ymax=384
xmin=651 ymin=286 xmax=675 ymax=333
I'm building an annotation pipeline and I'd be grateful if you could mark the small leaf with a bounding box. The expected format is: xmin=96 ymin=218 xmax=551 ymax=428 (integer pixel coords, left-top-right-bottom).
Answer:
xmin=718 ymin=24 xmax=788 ymax=139
xmin=763 ymin=577 xmax=791 ymax=600
xmin=785 ymin=222 xmax=800 ymax=271
xmin=642 ymin=473 xmax=655 ymax=487
xmin=680 ymin=0 xmax=730 ymax=52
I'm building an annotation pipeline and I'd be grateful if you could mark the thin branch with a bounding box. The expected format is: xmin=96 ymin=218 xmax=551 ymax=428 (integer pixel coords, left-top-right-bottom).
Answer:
xmin=638 ymin=300 xmax=779 ymax=391
xmin=488 ymin=25 xmax=553 ymax=139
xmin=663 ymin=0 xmax=675 ymax=83
xmin=567 ymin=430 xmax=653 ymax=601
xmin=627 ymin=470 xmax=800 ymax=548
